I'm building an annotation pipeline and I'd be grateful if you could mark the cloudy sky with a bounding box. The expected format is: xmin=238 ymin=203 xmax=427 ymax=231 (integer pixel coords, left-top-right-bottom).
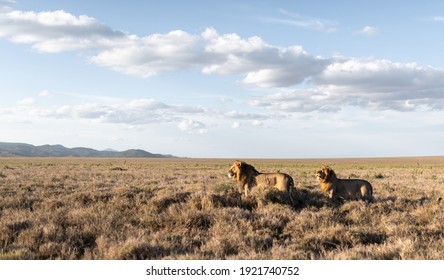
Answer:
xmin=1 ymin=0 xmax=444 ymax=158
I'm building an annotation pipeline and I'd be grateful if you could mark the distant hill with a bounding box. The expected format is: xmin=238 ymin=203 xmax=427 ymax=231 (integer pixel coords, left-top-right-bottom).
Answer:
xmin=0 ymin=142 xmax=177 ymax=158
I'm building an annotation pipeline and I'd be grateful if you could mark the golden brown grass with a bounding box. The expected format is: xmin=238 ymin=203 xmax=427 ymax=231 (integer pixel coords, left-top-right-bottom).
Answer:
xmin=1 ymin=157 xmax=443 ymax=260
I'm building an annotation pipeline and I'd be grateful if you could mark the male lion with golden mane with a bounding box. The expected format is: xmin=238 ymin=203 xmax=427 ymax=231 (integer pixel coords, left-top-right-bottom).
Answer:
xmin=316 ymin=166 xmax=374 ymax=202
xmin=227 ymin=160 xmax=295 ymax=202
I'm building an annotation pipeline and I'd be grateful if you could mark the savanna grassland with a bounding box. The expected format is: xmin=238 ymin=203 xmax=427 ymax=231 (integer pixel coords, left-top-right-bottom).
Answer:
xmin=1 ymin=157 xmax=444 ymax=260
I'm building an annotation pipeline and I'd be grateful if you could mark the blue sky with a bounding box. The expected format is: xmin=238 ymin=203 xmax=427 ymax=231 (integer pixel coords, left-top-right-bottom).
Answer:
xmin=1 ymin=0 xmax=444 ymax=158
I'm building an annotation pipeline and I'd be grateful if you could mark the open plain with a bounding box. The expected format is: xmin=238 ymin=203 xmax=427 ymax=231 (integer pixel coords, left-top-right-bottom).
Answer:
xmin=1 ymin=157 xmax=443 ymax=259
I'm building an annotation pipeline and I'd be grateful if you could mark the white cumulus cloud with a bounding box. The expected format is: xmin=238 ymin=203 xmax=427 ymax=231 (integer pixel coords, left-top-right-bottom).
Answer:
xmin=90 ymin=30 xmax=202 ymax=77
xmin=2 ymin=6 xmax=444 ymax=113
xmin=178 ymin=119 xmax=207 ymax=134
xmin=0 ymin=7 xmax=329 ymax=87
xmin=231 ymin=122 xmax=241 ymax=129
xmin=0 ymin=9 xmax=125 ymax=52
xmin=252 ymin=58 xmax=444 ymax=112
xmin=39 ymin=90 xmax=50 ymax=97
xmin=17 ymin=97 xmax=34 ymax=106
xmin=358 ymin=26 xmax=379 ymax=36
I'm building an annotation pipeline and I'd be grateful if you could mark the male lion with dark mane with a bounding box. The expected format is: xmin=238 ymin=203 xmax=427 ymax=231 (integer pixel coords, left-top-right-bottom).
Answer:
xmin=316 ymin=166 xmax=374 ymax=202
xmin=227 ymin=160 xmax=295 ymax=202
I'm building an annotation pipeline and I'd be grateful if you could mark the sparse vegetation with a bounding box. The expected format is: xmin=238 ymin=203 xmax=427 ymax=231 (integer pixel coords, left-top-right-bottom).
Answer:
xmin=1 ymin=157 xmax=444 ymax=260
xmin=374 ymin=173 xmax=384 ymax=179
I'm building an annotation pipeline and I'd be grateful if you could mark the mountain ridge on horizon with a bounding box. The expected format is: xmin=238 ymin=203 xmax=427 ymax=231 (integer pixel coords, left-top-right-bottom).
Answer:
xmin=0 ymin=142 xmax=177 ymax=158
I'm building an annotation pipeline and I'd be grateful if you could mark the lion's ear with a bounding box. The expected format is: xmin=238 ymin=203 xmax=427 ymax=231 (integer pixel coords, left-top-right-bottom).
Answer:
xmin=235 ymin=161 xmax=242 ymax=167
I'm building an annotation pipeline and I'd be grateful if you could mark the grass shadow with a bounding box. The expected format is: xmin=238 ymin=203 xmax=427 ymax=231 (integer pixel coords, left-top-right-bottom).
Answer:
xmin=152 ymin=192 xmax=192 ymax=213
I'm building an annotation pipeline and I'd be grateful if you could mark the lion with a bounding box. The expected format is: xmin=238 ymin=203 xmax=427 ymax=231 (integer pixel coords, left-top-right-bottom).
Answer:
xmin=227 ymin=160 xmax=295 ymax=202
xmin=316 ymin=165 xmax=374 ymax=202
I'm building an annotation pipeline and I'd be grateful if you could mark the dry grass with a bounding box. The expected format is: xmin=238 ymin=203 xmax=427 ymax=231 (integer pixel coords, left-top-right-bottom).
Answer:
xmin=1 ymin=157 xmax=443 ymax=260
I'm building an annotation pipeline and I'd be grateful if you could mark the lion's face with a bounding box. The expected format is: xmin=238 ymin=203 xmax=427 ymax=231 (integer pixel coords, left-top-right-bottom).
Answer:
xmin=316 ymin=166 xmax=331 ymax=183
xmin=227 ymin=161 xmax=242 ymax=180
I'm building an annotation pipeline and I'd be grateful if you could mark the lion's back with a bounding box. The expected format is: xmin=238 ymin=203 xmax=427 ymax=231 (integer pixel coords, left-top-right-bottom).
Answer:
xmin=337 ymin=179 xmax=373 ymax=200
xmin=256 ymin=172 xmax=293 ymax=191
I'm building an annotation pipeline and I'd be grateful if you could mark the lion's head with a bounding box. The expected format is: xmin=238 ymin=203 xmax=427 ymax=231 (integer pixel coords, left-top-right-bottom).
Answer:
xmin=227 ymin=160 xmax=258 ymax=180
xmin=227 ymin=161 xmax=259 ymax=192
xmin=227 ymin=160 xmax=242 ymax=180
xmin=316 ymin=165 xmax=336 ymax=183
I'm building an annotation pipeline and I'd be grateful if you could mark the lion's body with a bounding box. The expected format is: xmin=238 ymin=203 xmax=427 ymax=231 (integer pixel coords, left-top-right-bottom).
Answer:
xmin=228 ymin=161 xmax=295 ymax=201
xmin=255 ymin=173 xmax=294 ymax=193
xmin=316 ymin=166 xmax=374 ymax=202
